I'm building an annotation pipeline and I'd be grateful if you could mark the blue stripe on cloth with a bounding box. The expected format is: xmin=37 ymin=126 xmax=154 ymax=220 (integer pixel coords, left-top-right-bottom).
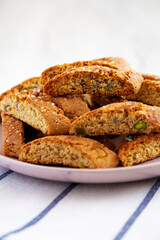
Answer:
xmin=113 ymin=178 xmax=160 ymax=240
xmin=0 ymin=170 xmax=13 ymax=181
xmin=0 ymin=182 xmax=78 ymax=240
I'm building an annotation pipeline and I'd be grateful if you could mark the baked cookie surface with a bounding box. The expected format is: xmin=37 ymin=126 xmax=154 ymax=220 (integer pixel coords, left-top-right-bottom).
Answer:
xmin=43 ymin=66 xmax=143 ymax=97
xmin=127 ymin=79 xmax=160 ymax=106
xmin=1 ymin=92 xmax=70 ymax=135
xmin=40 ymin=57 xmax=131 ymax=85
xmin=19 ymin=135 xmax=119 ymax=169
xmin=142 ymin=73 xmax=160 ymax=81
xmin=69 ymin=101 xmax=160 ymax=136
xmin=51 ymin=96 xmax=90 ymax=121
xmin=2 ymin=113 xmax=24 ymax=157
xmin=117 ymin=134 xmax=160 ymax=166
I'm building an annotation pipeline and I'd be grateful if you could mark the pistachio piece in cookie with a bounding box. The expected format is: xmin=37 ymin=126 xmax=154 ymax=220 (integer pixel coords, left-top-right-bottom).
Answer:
xmin=134 ymin=120 xmax=147 ymax=130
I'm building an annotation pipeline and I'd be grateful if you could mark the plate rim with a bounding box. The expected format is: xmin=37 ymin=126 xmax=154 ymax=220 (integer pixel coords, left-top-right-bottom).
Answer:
xmin=0 ymin=153 xmax=160 ymax=183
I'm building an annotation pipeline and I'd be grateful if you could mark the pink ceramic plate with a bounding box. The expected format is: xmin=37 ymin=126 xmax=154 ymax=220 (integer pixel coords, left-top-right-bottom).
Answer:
xmin=0 ymin=124 xmax=160 ymax=183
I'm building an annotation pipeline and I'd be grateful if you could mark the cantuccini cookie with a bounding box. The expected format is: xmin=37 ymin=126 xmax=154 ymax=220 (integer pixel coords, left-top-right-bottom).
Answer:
xmin=2 ymin=113 xmax=25 ymax=157
xmin=1 ymin=92 xmax=70 ymax=135
xmin=40 ymin=57 xmax=131 ymax=85
xmin=69 ymin=101 xmax=160 ymax=136
xmin=117 ymin=134 xmax=160 ymax=166
xmin=19 ymin=136 xmax=119 ymax=169
xmin=43 ymin=66 xmax=143 ymax=97
xmin=127 ymin=80 xmax=160 ymax=106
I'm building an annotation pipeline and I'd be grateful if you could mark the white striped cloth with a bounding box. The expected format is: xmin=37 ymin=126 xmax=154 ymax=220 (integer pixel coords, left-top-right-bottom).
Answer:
xmin=0 ymin=167 xmax=160 ymax=240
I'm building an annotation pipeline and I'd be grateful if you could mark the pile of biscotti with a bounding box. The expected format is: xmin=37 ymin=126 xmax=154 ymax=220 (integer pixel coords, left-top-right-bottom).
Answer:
xmin=1 ymin=57 xmax=160 ymax=169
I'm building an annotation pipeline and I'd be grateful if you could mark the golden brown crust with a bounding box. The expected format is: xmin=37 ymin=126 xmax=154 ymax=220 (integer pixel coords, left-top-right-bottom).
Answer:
xmin=142 ymin=73 xmax=160 ymax=81
xmin=1 ymin=92 xmax=71 ymax=135
xmin=2 ymin=113 xmax=25 ymax=157
xmin=43 ymin=66 xmax=143 ymax=97
xmin=69 ymin=101 xmax=160 ymax=136
xmin=117 ymin=134 xmax=160 ymax=166
xmin=93 ymin=57 xmax=131 ymax=70
xmin=40 ymin=57 xmax=131 ymax=85
xmin=19 ymin=135 xmax=119 ymax=169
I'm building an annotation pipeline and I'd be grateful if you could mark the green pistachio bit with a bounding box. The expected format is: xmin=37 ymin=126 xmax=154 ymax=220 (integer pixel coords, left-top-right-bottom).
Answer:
xmin=134 ymin=120 xmax=147 ymax=130
xmin=121 ymin=96 xmax=126 ymax=99
xmin=79 ymin=162 xmax=85 ymax=168
xmin=20 ymin=87 xmax=29 ymax=92
xmin=75 ymin=127 xmax=85 ymax=136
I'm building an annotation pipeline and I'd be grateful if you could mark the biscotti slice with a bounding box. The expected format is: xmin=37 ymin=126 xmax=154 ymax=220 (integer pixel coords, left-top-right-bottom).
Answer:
xmin=117 ymin=134 xmax=160 ymax=166
xmin=2 ymin=113 xmax=25 ymax=157
xmin=1 ymin=92 xmax=70 ymax=135
xmin=51 ymin=96 xmax=90 ymax=121
xmin=69 ymin=101 xmax=160 ymax=136
xmin=127 ymin=80 xmax=160 ymax=106
xmin=19 ymin=136 xmax=119 ymax=169
xmin=40 ymin=57 xmax=131 ymax=85
xmin=43 ymin=66 xmax=143 ymax=97
xmin=126 ymin=73 xmax=160 ymax=102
